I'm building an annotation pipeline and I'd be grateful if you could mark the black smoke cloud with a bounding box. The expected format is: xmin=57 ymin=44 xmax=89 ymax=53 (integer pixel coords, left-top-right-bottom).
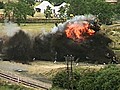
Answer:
xmin=32 ymin=15 xmax=117 ymax=64
xmin=4 ymin=15 xmax=118 ymax=64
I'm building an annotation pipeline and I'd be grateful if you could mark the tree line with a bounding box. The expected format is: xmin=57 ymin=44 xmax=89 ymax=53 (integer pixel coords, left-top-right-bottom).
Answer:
xmin=48 ymin=0 xmax=120 ymax=24
xmin=0 ymin=0 xmax=120 ymax=25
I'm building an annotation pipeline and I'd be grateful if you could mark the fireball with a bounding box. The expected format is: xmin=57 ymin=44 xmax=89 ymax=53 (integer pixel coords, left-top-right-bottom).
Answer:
xmin=65 ymin=21 xmax=95 ymax=42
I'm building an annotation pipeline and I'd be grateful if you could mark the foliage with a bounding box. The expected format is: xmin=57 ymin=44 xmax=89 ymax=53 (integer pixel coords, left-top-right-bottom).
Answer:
xmin=4 ymin=0 xmax=35 ymax=25
xmin=25 ymin=0 xmax=35 ymax=6
xmin=50 ymin=86 xmax=64 ymax=90
xmin=114 ymin=2 xmax=120 ymax=20
xmin=78 ymin=65 xmax=120 ymax=90
xmin=0 ymin=1 xmax=4 ymax=9
xmin=47 ymin=0 xmax=69 ymax=5
xmin=4 ymin=2 xmax=15 ymax=21
xmin=93 ymin=65 xmax=120 ymax=90
xmin=58 ymin=4 xmax=69 ymax=19
xmin=67 ymin=0 xmax=115 ymax=24
xmin=0 ymin=79 xmax=32 ymax=90
xmin=44 ymin=5 xmax=53 ymax=18
xmin=52 ymin=65 xmax=120 ymax=90
xmin=77 ymin=73 xmax=97 ymax=90
xmin=5 ymin=30 xmax=32 ymax=64
xmin=52 ymin=70 xmax=81 ymax=90
xmin=47 ymin=0 xmax=120 ymax=24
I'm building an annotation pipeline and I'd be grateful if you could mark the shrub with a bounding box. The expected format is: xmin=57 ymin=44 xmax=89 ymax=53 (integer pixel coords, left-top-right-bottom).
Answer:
xmin=52 ymin=70 xmax=81 ymax=90
xmin=77 ymin=65 xmax=120 ymax=90
xmin=52 ymin=65 xmax=120 ymax=90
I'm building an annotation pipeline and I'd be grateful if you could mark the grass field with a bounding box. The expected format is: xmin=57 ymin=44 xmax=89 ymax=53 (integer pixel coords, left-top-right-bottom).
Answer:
xmin=21 ymin=23 xmax=54 ymax=36
xmin=0 ymin=78 xmax=32 ymax=90
xmin=0 ymin=23 xmax=55 ymax=38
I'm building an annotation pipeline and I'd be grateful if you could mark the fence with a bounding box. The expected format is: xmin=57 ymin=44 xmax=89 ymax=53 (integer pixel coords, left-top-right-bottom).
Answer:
xmin=0 ymin=18 xmax=66 ymax=23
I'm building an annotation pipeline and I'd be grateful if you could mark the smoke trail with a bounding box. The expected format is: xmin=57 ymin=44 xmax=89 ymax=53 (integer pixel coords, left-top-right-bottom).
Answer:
xmin=4 ymin=20 xmax=20 ymax=37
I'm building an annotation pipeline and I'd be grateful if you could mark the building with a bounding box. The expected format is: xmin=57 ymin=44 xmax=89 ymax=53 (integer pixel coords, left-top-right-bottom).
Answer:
xmin=35 ymin=1 xmax=54 ymax=13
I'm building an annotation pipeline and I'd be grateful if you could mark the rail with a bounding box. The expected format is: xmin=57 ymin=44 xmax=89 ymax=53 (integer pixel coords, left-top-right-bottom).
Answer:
xmin=0 ymin=72 xmax=50 ymax=90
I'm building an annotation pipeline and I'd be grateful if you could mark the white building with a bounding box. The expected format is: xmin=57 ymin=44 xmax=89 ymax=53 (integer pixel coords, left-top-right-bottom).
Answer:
xmin=35 ymin=1 xmax=54 ymax=13
xmin=35 ymin=1 xmax=68 ymax=18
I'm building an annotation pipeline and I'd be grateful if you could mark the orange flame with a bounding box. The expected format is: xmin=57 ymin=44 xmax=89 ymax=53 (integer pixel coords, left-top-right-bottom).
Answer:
xmin=65 ymin=22 xmax=95 ymax=42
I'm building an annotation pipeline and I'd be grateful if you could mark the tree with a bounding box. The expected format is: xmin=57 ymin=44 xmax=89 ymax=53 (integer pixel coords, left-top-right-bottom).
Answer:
xmin=58 ymin=4 xmax=69 ymax=19
xmin=4 ymin=0 xmax=35 ymax=25
xmin=67 ymin=0 xmax=115 ymax=24
xmin=88 ymin=0 xmax=114 ymax=24
xmin=4 ymin=2 xmax=15 ymax=21
xmin=44 ymin=5 xmax=53 ymax=18
xmin=0 ymin=1 xmax=4 ymax=9
xmin=47 ymin=0 xmax=69 ymax=5
xmin=114 ymin=2 xmax=120 ymax=20
xmin=25 ymin=0 xmax=35 ymax=6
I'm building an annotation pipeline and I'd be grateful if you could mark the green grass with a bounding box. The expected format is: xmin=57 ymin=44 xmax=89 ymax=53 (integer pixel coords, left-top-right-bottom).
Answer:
xmin=0 ymin=79 xmax=33 ymax=90
xmin=21 ymin=23 xmax=54 ymax=32
xmin=0 ymin=85 xmax=32 ymax=90
xmin=0 ymin=23 xmax=55 ymax=37
xmin=21 ymin=23 xmax=54 ymax=37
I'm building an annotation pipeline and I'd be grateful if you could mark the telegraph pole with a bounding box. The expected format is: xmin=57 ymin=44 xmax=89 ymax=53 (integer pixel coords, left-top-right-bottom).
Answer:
xmin=64 ymin=55 xmax=74 ymax=90
xmin=70 ymin=55 xmax=74 ymax=90
xmin=65 ymin=55 xmax=70 ymax=90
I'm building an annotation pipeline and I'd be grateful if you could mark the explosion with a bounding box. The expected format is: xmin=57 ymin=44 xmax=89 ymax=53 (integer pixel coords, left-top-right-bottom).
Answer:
xmin=52 ymin=14 xmax=100 ymax=42
xmin=50 ymin=15 xmax=118 ymax=64
xmin=65 ymin=21 xmax=95 ymax=42
xmin=2 ymin=15 xmax=118 ymax=64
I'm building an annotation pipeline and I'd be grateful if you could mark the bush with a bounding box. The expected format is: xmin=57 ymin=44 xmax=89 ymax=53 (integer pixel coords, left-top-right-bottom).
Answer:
xmin=52 ymin=65 xmax=120 ymax=90
xmin=77 ymin=65 xmax=120 ymax=90
xmin=77 ymin=72 xmax=97 ymax=90
xmin=52 ymin=70 xmax=81 ymax=90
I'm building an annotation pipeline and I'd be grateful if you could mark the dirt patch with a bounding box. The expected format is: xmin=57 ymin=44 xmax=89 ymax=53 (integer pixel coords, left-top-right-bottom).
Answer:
xmin=28 ymin=61 xmax=66 ymax=76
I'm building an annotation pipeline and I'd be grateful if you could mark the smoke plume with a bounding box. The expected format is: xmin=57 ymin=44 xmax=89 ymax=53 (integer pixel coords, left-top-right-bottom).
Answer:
xmin=4 ymin=20 xmax=20 ymax=37
xmin=51 ymin=14 xmax=97 ymax=34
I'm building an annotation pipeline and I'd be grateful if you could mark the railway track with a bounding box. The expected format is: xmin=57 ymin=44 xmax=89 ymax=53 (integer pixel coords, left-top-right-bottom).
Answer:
xmin=0 ymin=72 xmax=51 ymax=90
